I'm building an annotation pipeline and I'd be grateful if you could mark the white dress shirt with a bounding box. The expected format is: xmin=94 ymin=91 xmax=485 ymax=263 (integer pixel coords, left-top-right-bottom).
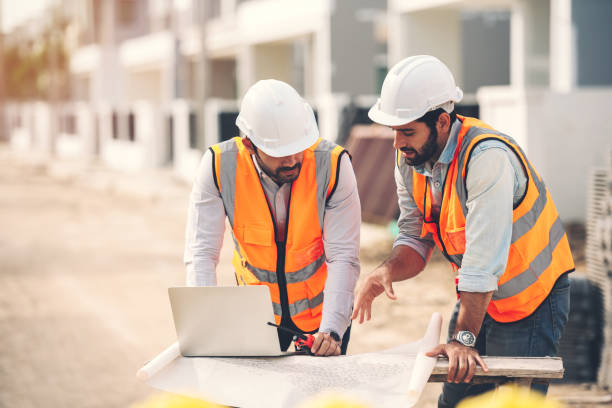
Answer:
xmin=184 ymin=148 xmax=361 ymax=336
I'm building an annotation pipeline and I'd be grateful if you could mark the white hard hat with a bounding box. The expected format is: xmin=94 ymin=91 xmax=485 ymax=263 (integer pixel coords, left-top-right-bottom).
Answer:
xmin=368 ymin=55 xmax=464 ymax=127
xmin=235 ymin=79 xmax=319 ymax=157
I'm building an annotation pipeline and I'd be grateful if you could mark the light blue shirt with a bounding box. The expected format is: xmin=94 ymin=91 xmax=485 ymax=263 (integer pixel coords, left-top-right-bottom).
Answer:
xmin=393 ymin=119 xmax=527 ymax=292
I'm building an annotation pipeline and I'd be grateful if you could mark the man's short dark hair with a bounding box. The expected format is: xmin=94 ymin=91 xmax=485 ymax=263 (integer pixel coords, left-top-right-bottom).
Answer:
xmin=416 ymin=108 xmax=457 ymax=130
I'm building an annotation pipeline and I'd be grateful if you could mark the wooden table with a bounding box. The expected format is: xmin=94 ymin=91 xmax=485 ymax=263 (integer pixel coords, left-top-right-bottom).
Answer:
xmin=430 ymin=357 xmax=564 ymax=386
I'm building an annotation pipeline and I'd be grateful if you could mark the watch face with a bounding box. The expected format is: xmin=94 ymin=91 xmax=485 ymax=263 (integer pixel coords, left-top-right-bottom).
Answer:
xmin=457 ymin=331 xmax=476 ymax=346
xmin=329 ymin=331 xmax=341 ymax=342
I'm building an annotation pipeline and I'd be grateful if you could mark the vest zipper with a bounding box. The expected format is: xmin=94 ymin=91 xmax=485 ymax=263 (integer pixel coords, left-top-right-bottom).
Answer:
xmin=277 ymin=193 xmax=292 ymax=330
xmin=281 ymin=192 xmax=316 ymax=335
xmin=258 ymin=180 xmax=297 ymax=333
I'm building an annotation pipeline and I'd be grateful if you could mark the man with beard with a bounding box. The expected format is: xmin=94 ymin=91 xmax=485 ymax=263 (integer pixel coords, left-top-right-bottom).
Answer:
xmin=184 ymin=79 xmax=360 ymax=356
xmin=352 ymin=55 xmax=574 ymax=406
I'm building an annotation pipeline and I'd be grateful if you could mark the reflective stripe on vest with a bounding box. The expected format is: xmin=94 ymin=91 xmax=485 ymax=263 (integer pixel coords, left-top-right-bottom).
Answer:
xmin=272 ymin=291 xmax=325 ymax=319
xmin=244 ymin=253 xmax=326 ymax=284
xmin=211 ymin=137 xmax=346 ymax=332
xmin=400 ymin=116 xmax=574 ymax=322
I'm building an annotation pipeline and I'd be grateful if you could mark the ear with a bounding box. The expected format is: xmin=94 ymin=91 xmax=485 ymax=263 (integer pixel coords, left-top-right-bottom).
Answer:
xmin=242 ymin=137 xmax=256 ymax=155
xmin=437 ymin=112 xmax=451 ymax=134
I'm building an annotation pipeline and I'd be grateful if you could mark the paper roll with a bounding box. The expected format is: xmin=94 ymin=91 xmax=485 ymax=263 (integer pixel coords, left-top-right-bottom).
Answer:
xmin=136 ymin=342 xmax=181 ymax=381
xmin=406 ymin=312 xmax=442 ymax=406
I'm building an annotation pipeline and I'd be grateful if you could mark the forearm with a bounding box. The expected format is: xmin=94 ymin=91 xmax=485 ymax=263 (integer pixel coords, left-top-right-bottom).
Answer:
xmin=454 ymin=291 xmax=494 ymax=337
xmin=382 ymin=244 xmax=427 ymax=282
xmin=184 ymin=198 xmax=225 ymax=285
xmin=353 ymin=243 xmax=426 ymax=323
xmin=321 ymin=154 xmax=361 ymax=336
xmin=184 ymin=149 xmax=226 ymax=286
xmin=186 ymin=257 xmax=218 ymax=286
xmin=319 ymin=292 xmax=353 ymax=337
xmin=319 ymin=260 xmax=359 ymax=336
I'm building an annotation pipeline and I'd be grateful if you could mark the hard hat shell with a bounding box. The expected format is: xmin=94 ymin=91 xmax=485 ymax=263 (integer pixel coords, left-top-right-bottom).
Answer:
xmin=235 ymin=79 xmax=319 ymax=157
xmin=368 ymin=55 xmax=464 ymax=127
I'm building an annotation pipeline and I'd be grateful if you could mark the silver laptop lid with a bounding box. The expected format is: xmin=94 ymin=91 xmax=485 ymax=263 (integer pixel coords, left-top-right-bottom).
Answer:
xmin=168 ymin=286 xmax=287 ymax=357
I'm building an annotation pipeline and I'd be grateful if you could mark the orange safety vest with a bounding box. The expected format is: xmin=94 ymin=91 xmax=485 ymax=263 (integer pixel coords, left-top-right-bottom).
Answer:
xmin=397 ymin=115 xmax=574 ymax=323
xmin=210 ymin=137 xmax=347 ymax=332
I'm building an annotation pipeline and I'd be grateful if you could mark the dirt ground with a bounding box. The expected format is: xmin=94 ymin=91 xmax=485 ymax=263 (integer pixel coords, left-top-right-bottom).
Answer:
xmin=0 ymin=145 xmax=609 ymax=407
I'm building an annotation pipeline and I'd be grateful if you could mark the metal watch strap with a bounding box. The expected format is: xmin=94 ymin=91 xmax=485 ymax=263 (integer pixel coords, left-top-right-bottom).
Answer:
xmin=452 ymin=330 xmax=476 ymax=347
xmin=449 ymin=338 xmax=472 ymax=347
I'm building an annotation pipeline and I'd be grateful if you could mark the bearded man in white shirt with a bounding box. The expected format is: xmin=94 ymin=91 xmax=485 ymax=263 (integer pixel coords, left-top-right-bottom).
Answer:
xmin=184 ymin=79 xmax=361 ymax=356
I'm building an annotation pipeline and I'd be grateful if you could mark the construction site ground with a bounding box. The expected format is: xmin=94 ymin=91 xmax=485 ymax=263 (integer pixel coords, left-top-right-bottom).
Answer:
xmin=0 ymin=145 xmax=609 ymax=408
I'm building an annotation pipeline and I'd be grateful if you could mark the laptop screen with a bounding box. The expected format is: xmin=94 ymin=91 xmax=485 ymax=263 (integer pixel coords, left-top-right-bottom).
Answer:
xmin=168 ymin=286 xmax=288 ymax=357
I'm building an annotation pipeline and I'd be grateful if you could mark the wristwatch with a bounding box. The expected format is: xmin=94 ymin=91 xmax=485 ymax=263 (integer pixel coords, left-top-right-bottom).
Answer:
xmin=328 ymin=331 xmax=341 ymax=343
xmin=451 ymin=330 xmax=476 ymax=347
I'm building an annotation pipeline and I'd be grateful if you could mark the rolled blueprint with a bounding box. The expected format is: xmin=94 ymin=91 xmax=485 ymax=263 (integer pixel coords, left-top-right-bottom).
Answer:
xmin=137 ymin=342 xmax=180 ymax=381
xmin=406 ymin=312 xmax=442 ymax=406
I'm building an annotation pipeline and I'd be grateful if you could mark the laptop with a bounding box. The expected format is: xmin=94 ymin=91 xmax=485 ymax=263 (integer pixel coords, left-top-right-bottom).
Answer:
xmin=168 ymin=286 xmax=293 ymax=357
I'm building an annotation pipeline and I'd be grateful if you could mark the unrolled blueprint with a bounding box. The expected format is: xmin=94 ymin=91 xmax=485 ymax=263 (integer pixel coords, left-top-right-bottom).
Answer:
xmin=137 ymin=313 xmax=442 ymax=408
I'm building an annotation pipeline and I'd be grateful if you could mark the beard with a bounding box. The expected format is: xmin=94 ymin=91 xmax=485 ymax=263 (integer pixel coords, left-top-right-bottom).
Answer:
xmin=400 ymin=127 xmax=439 ymax=166
xmin=270 ymin=163 xmax=301 ymax=184
xmin=255 ymin=153 xmax=302 ymax=185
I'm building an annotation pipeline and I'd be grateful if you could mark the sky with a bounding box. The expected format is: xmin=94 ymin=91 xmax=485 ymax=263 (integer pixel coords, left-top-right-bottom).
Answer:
xmin=1 ymin=0 xmax=53 ymax=33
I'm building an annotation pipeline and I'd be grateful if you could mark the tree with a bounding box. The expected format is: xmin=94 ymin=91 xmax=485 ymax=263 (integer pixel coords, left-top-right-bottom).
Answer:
xmin=1 ymin=5 xmax=69 ymax=101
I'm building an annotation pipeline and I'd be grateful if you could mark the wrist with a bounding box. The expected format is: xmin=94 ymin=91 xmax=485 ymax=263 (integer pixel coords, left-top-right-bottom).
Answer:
xmin=321 ymin=330 xmax=341 ymax=343
xmin=374 ymin=263 xmax=392 ymax=279
xmin=451 ymin=330 xmax=477 ymax=347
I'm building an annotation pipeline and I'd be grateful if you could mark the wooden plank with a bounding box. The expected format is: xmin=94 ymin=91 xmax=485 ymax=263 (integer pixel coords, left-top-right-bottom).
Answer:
xmin=431 ymin=357 xmax=564 ymax=381
xmin=557 ymin=394 xmax=612 ymax=404
xmin=429 ymin=375 xmax=546 ymax=385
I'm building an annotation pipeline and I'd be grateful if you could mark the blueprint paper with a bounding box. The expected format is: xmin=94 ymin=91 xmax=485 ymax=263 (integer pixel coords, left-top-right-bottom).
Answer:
xmin=138 ymin=313 xmax=442 ymax=408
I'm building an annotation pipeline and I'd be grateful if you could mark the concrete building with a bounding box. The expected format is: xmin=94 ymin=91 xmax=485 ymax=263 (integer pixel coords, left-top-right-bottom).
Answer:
xmin=193 ymin=0 xmax=387 ymax=180
xmin=388 ymin=0 xmax=612 ymax=222
xmin=67 ymin=0 xmax=181 ymax=169
xmin=6 ymin=0 xmax=611 ymax=222
xmin=59 ymin=0 xmax=386 ymax=178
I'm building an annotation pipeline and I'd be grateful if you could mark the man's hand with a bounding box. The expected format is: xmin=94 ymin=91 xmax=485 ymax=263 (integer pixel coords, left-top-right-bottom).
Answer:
xmin=352 ymin=246 xmax=426 ymax=324
xmin=351 ymin=265 xmax=397 ymax=324
xmin=426 ymin=342 xmax=488 ymax=383
xmin=310 ymin=332 xmax=341 ymax=356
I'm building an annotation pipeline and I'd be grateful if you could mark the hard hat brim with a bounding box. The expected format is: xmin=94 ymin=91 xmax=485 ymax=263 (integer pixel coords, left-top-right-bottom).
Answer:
xmin=368 ymin=104 xmax=422 ymax=127
xmin=256 ymin=129 xmax=319 ymax=158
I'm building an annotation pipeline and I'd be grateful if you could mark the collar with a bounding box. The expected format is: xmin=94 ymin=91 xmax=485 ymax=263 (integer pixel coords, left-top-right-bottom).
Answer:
xmin=252 ymin=154 xmax=284 ymax=188
xmin=413 ymin=118 xmax=462 ymax=175
xmin=252 ymin=154 xmax=269 ymax=180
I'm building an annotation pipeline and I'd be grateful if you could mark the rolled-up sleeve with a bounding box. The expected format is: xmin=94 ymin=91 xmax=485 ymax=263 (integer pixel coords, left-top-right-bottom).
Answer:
xmin=458 ymin=146 xmax=515 ymax=293
xmin=319 ymin=154 xmax=361 ymax=337
xmin=184 ymin=149 xmax=227 ymax=287
xmin=392 ymin=167 xmax=435 ymax=262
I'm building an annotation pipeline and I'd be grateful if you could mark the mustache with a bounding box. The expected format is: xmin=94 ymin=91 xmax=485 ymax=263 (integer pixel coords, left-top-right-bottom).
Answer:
xmin=277 ymin=163 xmax=301 ymax=173
xmin=400 ymin=147 xmax=417 ymax=154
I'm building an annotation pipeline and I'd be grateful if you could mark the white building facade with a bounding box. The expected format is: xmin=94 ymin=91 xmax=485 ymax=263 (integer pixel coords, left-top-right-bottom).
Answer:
xmin=5 ymin=0 xmax=612 ymax=222
xmin=388 ymin=0 xmax=612 ymax=222
xmin=57 ymin=0 xmax=385 ymax=179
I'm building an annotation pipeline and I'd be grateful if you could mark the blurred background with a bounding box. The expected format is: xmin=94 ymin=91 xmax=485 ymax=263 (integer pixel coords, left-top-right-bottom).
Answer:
xmin=1 ymin=0 xmax=612 ymax=407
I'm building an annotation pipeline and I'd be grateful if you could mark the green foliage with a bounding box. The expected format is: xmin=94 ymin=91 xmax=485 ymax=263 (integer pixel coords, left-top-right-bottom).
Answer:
xmin=2 ymin=9 xmax=70 ymax=100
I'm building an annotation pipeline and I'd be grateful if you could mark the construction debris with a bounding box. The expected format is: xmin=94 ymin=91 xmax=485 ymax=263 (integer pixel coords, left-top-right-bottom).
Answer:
xmin=585 ymin=148 xmax=612 ymax=390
